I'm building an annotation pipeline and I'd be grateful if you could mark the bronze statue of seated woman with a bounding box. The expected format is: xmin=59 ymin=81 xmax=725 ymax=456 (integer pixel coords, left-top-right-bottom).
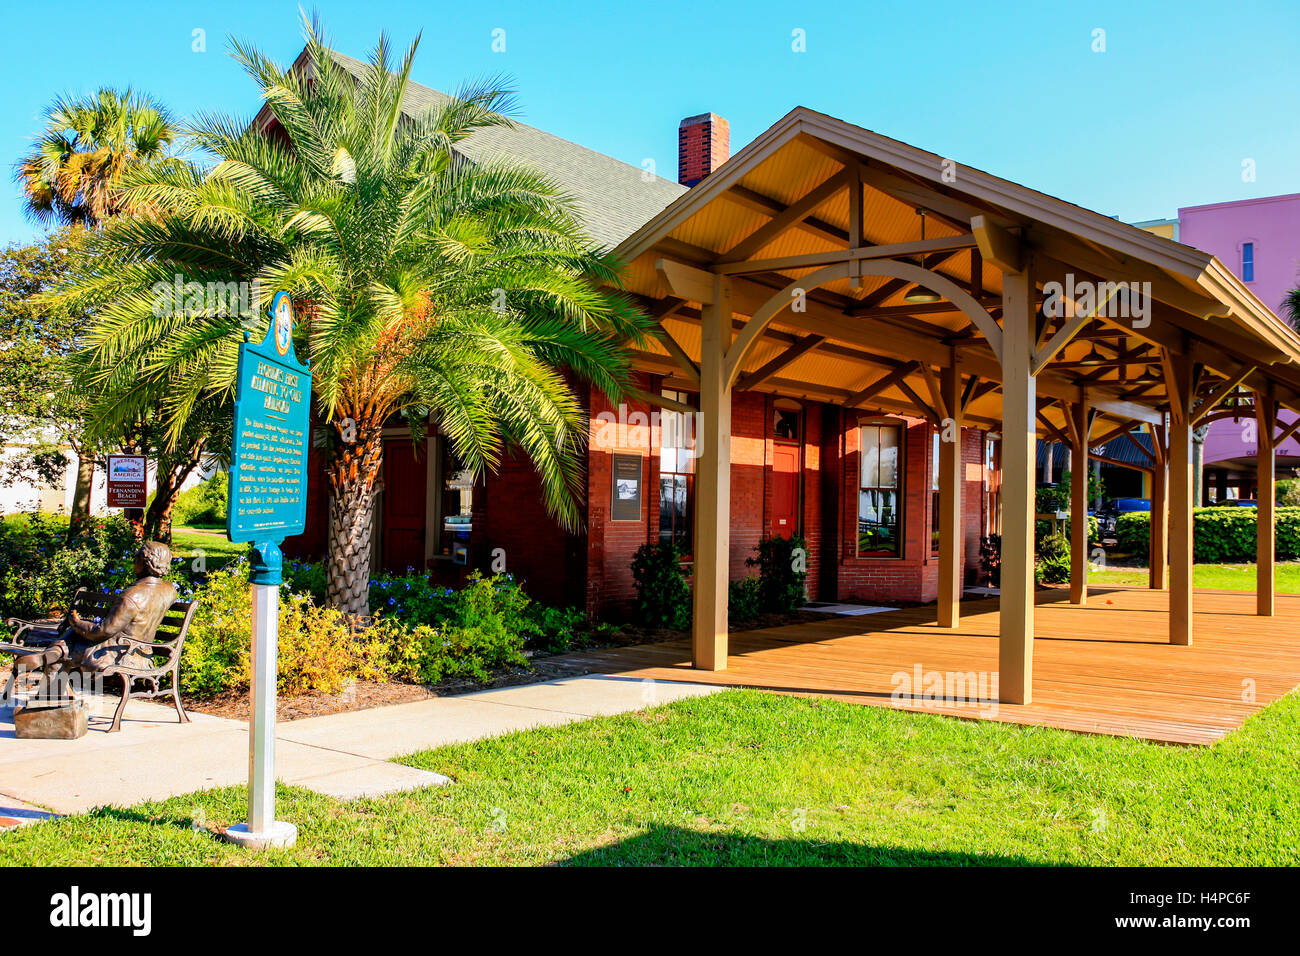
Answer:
xmin=11 ymin=541 xmax=178 ymax=683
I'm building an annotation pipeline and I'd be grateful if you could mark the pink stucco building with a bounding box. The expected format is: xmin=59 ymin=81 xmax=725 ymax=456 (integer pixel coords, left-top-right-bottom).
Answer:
xmin=1178 ymin=194 xmax=1300 ymax=501
xmin=1179 ymin=193 xmax=1300 ymax=320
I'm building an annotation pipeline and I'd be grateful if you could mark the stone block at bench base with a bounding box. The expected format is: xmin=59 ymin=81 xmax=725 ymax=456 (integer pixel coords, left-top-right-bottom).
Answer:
xmin=14 ymin=699 xmax=88 ymax=739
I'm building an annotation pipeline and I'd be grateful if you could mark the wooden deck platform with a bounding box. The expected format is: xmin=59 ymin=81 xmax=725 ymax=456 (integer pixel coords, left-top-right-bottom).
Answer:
xmin=552 ymin=586 xmax=1300 ymax=745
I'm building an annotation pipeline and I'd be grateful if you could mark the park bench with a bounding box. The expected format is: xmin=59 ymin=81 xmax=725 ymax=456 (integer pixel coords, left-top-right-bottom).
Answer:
xmin=2 ymin=587 xmax=196 ymax=732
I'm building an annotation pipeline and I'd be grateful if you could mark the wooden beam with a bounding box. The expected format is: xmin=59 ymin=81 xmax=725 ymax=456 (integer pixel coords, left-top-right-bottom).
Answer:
xmin=713 ymin=234 xmax=977 ymax=276
xmin=849 ymin=251 xmax=964 ymax=311
xmin=692 ymin=274 xmax=732 ymax=671
xmin=1166 ymin=351 xmax=1195 ymax=645
xmin=1070 ymin=397 xmax=1089 ymax=605
xmin=716 ymin=170 xmax=851 ymax=264
xmin=1191 ymin=365 xmax=1257 ymax=426
xmin=1256 ymin=390 xmax=1277 ymax=616
xmin=1000 ymin=263 xmax=1037 ymax=705
xmin=735 ymin=334 xmax=825 ymax=390
xmin=1036 ymin=409 xmax=1069 ymax=445
xmin=1122 ymin=431 xmax=1156 ymax=465
xmin=919 ymin=363 xmax=948 ymax=421
xmin=972 ymin=215 xmax=1023 ymax=273
xmin=897 ymin=379 xmax=942 ymax=425
xmin=847 ymin=362 xmax=920 ymax=407
xmin=629 ymin=387 xmax=694 ymax=414
xmin=1272 ymin=414 xmax=1300 ymax=450
xmin=937 ymin=359 xmax=963 ymax=628
xmin=1031 ymin=312 xmax=1094 ymax=375
xmin=720 ymin=184 xmax=846 ymax=247
xmin=657 ymin=327 xmax=700 ymax=384
xmin=655 ymin=258 xmax=715 ymax=304
xmin=853 ymin=158 xmax=993 ymax=233
xmin=1147 ymin=420 xmax=1168 ymax=591
xmin=960 ymin=374 xmax=981 ymax=414
xmin=1090 ymin=452 xmax=1153 ymax=474
xmin=1032 ymin=243 xmax=1228 ymax=320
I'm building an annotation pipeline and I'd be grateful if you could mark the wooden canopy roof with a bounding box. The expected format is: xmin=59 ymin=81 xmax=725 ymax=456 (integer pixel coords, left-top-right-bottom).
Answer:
xmin=612 ymin=107 xmax=1300 ymax=444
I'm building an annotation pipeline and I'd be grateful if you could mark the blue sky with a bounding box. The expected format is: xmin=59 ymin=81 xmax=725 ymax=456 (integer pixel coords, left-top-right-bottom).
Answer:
xmin=2 ymin=0 xmax=1297 ymax=245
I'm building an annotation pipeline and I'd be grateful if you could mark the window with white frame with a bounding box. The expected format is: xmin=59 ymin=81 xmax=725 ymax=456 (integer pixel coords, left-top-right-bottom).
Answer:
xmin=858 ymin=422 xmax=902 ymax=557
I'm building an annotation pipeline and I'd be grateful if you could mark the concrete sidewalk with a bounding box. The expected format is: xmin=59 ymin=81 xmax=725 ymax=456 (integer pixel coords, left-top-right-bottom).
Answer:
xmin=1 ymin=675 xmax=719 ymax=816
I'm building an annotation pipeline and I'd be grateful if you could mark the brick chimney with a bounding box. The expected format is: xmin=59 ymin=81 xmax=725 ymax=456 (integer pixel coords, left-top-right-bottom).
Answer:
xmin=678 ymin=113 xmax=730 ymax=186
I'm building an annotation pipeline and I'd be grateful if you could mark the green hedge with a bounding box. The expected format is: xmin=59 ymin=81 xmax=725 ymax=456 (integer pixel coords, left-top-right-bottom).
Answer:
xmin=1115 ymin=507 xmax=1300 ymax=562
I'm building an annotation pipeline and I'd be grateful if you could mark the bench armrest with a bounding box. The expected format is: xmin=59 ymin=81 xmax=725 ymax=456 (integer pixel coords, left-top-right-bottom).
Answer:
xmin=3 ymin=620 xmax=60 ymax=646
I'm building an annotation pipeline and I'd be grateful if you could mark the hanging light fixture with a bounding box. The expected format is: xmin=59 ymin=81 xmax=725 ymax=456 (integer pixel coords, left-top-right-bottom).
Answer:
xmin=1131 ymin=366 xmax=1159 ymax=385
xmin=904 ymin=209 xmax=943 ymax=304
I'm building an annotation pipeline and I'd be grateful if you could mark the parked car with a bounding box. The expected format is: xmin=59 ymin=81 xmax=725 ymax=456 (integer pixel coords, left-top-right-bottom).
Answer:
xmin=1096 ymin=497 xmax=1151 ymax=545
xmin=1213 ymin=498 xmax=1257 ymax=507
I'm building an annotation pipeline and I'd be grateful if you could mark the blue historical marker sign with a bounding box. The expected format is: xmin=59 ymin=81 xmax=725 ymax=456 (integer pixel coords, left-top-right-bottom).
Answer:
xmin=228 ymin=291 xmax=312 ymax=548
xmin=223 ymin=290 xmax=311 ymax=849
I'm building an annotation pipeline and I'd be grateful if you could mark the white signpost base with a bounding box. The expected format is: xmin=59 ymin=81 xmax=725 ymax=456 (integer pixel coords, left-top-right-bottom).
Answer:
xmin=221 ymin=573 xmax=297 ymax=850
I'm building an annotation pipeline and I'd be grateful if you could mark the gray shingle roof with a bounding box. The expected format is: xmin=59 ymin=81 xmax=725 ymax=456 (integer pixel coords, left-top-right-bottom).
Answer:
xmin=327 ymin=50 xmax=688 ymax=250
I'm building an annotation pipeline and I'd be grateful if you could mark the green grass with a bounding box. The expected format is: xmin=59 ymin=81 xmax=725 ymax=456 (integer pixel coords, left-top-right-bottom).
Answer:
xmin=169 ymin=528 xmax=248 ymax=567
xmin=3 ymin=688 xmax=1298 ymax=866
xmin=1090 ymin=561 xmax=1300 ymax=592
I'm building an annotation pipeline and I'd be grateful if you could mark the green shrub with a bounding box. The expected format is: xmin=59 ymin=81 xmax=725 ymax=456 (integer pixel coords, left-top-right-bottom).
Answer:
xmin=1277 ymin=479 xmax=1300 ymax=507
xmin=385 ymin=572 xmax=529 ymax=682
xmin=521 ymin=602 xmax=595 ymax=654
xmin=1113 ymin=506 xmax=1300 ymax=563
xmin=172 ymin=473 xmax=229 ymax=527
xmin=728 ymin=576 xmax=763 ymax=623
xmin=375 ymin=570 xmax=531 ymax=672
xmin=178 ymin=562 xmax=251 ymax=696
xmin=1116 ymin=512 xmax=1150 ymax=557
xmin=285 ymin=559 xmax=328 ymax=602
xmin=631 ymin=541 xmax=692 ymax=630
xmin=1035 ymin=531 xmax=1070 ymax=584
xmin=277 ymin=592 xmax=393 ymax=695
xmin=182 ymin=562 xmax=399 ymax=698
xmin=0 ymin=513 xmax=139 ymax=621
xmin=747 ymin=534 xmax=808 ymax=612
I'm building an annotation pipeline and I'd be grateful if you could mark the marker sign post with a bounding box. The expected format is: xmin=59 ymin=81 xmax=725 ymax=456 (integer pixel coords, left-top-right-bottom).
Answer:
xmin=223 ymin=291 xmax=311 ymax=850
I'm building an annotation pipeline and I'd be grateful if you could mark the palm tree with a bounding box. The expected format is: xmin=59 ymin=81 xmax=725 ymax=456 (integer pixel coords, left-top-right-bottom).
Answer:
xmin=15 ymin=87 xmax=177 ymax=226
xmin=1283 ymin=288 xmax=1300 ymax=330
xmin=15 ymin=87 xmax=178 ymax=535
xmin=56 ymin=29 xmax=650 ymax=615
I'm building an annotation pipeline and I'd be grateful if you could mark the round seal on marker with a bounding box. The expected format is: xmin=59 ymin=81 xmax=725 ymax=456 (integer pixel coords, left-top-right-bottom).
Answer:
xmin=272 ymin=291 xmax=294 ymax=357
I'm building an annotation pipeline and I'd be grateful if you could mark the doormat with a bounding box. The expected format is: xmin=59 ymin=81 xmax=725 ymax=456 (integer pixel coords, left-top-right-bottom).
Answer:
xmin=800 ymin=602 xmax=895 ymax=616
xmin=963 ymin=586 xmax=1000 ymax=597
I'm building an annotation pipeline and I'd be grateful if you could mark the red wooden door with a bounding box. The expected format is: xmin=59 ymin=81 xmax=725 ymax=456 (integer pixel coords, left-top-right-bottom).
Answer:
xmin=770 ymin=443 xmax=800 ymax=538
xmin=382 ymin=440 xmax=426 ymax=573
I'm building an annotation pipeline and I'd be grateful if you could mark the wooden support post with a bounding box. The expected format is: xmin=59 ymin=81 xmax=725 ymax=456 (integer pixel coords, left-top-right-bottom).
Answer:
xmin=1165 ymin=352 xmax=1195 ymax=646
xmin=1069 ymin=396 xmax=1089 ymax=605
xmin=937 ymin=357 xmax=963 ymax=628
xmin=1148 ymin=421 xmax=1167 ymax=590
xmin=1256 ymin=390 xmax=1276 ymax=616
xmin=999 ymin=263 xmax=1036 ymax=704
xmin=692 ymin=275 xmax=733 ymax=670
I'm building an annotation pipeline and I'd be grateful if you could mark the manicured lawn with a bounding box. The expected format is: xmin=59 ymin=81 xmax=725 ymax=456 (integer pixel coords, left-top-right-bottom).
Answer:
xmin=3 ymin=688 xmax=1298 ymax=866
xmin=1090 ymin=561 xmax=1300 ymax=592
xmin=170 ymin=528 xmax=247 ymax=568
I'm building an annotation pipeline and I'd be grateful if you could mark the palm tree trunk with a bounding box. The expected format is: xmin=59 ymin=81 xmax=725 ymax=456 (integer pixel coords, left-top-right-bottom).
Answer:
xmin=144 ymin=448 xmax=202 ymax=544
xmin=67 ymin=451 xmax=95 ymax=540
xmin=1193 ymin=424 xmax=1210 ymax=507
xmin=325 ymin=422 xmax=384 ymax=617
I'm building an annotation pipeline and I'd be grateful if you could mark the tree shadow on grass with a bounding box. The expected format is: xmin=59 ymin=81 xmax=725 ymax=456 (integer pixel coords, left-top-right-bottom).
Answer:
xmin=561 ymin=825 xmax=1055 ymax=867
